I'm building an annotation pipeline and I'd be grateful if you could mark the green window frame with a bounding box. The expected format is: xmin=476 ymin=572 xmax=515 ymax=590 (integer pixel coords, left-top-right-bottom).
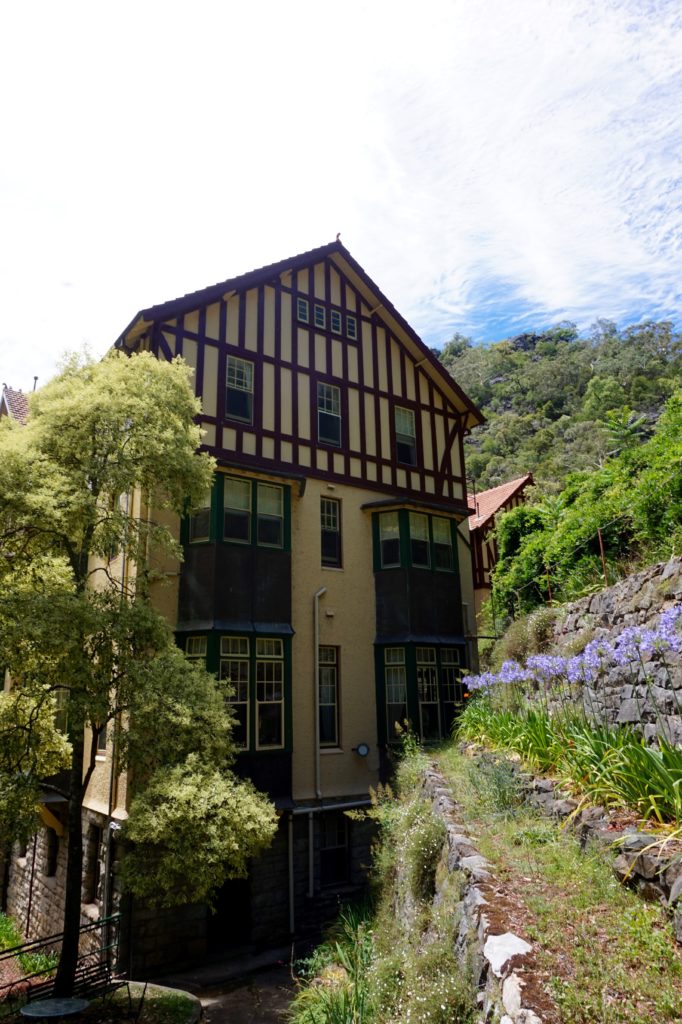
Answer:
xmin=321 ymin=497 xmax=342 ymax=568
xmin=379 ymin=511 xmax=401 ymax=568
xmin=385 ymin=647 xmax=407 ymax=741
xmin=374 ymin=511 xmax=457 ymax=573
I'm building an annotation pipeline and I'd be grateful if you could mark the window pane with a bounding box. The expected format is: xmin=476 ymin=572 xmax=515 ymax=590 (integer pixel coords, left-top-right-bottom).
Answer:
xmin=257 ymin=703 xmax=283 ymax=747
xmin=297 ymin=297 xmax=309 ymax=322
xmin=314 ymin=305 xmax=326 ymax=329
xmin=256 ymin=637 xmax=283 ymax=658
xmin=226 ymin=357 xmax=254 ymax=424
xmin=394 ymin=407 xmax=415 ymax=438
xmin=221 ymin=636 xmax=249 ymax=657
xmin=409 ymin=513 xmax=430 ymax=567
xmin=379 ymin=512 xmax=400 ymax=568
xmin=186 ymin=636 xmax=207 ymax=660
xmin=224 ymin=478 xmax=251 ymax=542
xmin=189 ymin=491 xmax=211 ymax=543
xmin=317 ymin=383 xmax=341 ymax=447
xmin=395 ymin=407 xmax=417 ymax=466
xmin=321 ymin=498 xmax=341 ymax=567
xmin=346 ymin=315 xmax=358 ymax=340
xmin=319 ymin=648 xmax=338 ymax=747
xmin=225 ymin=478 xmax=251 ymax=511
xmin=330 ymin=310 xmax=342 ymax=334
xmin=257 ymin=484 xmax=282 ymax=517
xmin=220 ymin=655 xmax=249 ymax=749
xmin=433 ymin=517 xmax=454 ymax=570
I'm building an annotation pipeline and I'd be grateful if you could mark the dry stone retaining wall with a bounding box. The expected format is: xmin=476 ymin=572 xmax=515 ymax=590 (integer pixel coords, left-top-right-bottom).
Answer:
xmin=551 ymin=555 xmax=682 ymax=743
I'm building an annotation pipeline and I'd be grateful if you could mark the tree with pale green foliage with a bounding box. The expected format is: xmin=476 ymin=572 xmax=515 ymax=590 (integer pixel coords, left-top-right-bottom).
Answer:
xmin=0 ymin=352 xmax=278 ymax=994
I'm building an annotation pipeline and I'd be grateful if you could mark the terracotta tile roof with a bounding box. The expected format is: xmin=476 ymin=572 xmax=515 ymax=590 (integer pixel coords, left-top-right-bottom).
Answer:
xmin=468 ymin=473 xmax=534 ymax=532
xmin=1 ymin=386 xmax=29 ymax=424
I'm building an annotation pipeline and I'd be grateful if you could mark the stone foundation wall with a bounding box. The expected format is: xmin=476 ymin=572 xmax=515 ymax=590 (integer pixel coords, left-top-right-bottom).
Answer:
xmin=551 ymin=556 xmax=682 ymax=743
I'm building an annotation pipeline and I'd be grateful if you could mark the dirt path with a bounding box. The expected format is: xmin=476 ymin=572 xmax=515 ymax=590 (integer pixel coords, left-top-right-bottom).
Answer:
xmin=198 ymin=964 xmax=295 ymax=1024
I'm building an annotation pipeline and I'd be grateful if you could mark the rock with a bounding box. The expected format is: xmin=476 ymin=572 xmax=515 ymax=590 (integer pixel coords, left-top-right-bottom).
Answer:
xmin=483 ymin=932 xmax=532 ymax=978
xmin=668 ymin=874 xmax=682 ymax=906
xmin=616 ymin=699 xmax=642 ymax=724
xmin=674 ymin=905 xmax=682 ymax=943
xmin=502 ymin=973 xmax=524 ymax=1017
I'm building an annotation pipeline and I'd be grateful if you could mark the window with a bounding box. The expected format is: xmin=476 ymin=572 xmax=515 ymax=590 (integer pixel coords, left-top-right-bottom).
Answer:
xmin=84 ymin=825 xmax=102 ymax=903
xmin=416 ymin=647 xmax=440 ymax=741
xmin=256 ymin=638 xmax=284 ymax=748
xmin=385 ymin=647 xmax=407 ymax=739
xmin=395 ymin=407 xmax=417 ymax=466
xmin=225 ymin=356 xmax=254 ymax=424
xmin=224 ymin=477 xmax=252 ymax=543
xmin=433 ymin=517 xmax=454 ymax=571
xmin=346 ymin=315 xmax=358 ymax=341
xmin=379 ymin=512 xmax=400 ymax=568
xmin=319 ymin=646 xmax=339 ymax=747
xmin=256 ymin=483 xmax=284 ymax=547
xmin=220 ymin=637 xmax=249 ymax=749
xmin=314 ymin=304 xmax=326 ymax=329
xmin=96 ymin=723 xmax=107 ymax=753
xmin=330 ymin=309 xmax=342 ymax=334
xmin=189 ymin=491 xmax=211 ymax=543
xmin=185 ymin=636 xmax=207 ymax=663
xmin=409 ymin=513 xmax=430 ymax=568
xmin=297 ymin=297 xmax=309 ymax=322
xmin=45 ymin=828 xmax=58 ymax=878
xmin=317 ymin=382 xmax=341 ymax=447
xmin=321 ymin=498 xmax=341 ymax=567
xmin=320 ymin=813 xmax=349 ymax=887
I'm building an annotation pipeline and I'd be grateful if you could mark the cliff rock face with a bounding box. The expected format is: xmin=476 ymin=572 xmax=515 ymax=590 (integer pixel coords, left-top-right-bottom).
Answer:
xmin=551 ymin=556 xmax=682 ymax=743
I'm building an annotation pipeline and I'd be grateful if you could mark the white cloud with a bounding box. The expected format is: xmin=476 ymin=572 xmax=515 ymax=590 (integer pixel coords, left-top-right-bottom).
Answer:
xmin=1 ymin=0 xmax=681 ymax=391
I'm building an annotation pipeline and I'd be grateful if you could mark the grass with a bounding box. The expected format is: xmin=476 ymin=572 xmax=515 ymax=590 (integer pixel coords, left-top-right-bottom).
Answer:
xmin=0 ymin=913 xmax=58 ymax=977
xmin=290 ymin=740 xmax=474 ymax=1024
xmin=437 ymin=745 xmax=682 ymax=1024
xmin=457 ymin=693 xmax=682 ymax=826
xmin=84 ymin=984 xmax=198 ymax=1024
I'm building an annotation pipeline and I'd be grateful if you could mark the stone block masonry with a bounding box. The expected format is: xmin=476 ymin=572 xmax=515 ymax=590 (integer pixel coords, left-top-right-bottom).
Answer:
xmin=551 ymin=555 xmax=682 ymax=743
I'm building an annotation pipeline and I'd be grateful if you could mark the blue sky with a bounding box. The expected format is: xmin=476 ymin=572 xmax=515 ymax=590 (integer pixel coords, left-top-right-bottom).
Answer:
xmin=1 ymin=0 xmax=681 ymax=391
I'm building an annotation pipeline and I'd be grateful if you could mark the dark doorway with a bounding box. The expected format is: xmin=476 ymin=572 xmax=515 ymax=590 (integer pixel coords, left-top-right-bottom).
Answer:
xmin=207 ymin=878 xmax=252 ymax=952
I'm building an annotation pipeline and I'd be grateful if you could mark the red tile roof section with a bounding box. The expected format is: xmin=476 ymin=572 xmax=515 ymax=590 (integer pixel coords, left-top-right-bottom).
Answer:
xmin=468 ymin=474 xmax=534 ymax=532
xmin=1 ymin=386 xmax=29 ymax=424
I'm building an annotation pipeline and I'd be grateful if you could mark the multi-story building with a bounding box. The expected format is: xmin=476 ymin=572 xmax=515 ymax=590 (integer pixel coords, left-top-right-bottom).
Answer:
xmin=4 ymin=240 xmax=484 ymax=972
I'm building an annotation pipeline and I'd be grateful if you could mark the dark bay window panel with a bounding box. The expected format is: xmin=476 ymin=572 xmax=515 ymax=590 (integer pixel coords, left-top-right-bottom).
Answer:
xmin=395 ymin=406 xmax=417 ymax=466
xmin=433 ymin=517 xmax=454 ymax=571
xmin=319 ymin=646 xmax=339 ymax=747
xmin=409 ymin=512 xmax=430 ymax=568
xmin=379 ymin=511 xmax=401 ymax=568
xmin=256 ymin=638 xmax=284 ymax=749
xmin=385 ymin=647 xmax=407 ymax=740
xmin=416 ymin=647 xmax=440 ymax=741
xmin=321 ymin=497 xmax=342 ymax=568
xmin=257 ymin=483 xmax=284 ymax=547
xmin=220 ymin=636 xmax=249 ymax=749
xmin=189 ymin=492 xmax=211 ymax=543
xmin=317 ymin=382 xmax=342 ymax=447
xmin=225 ymin=355 xmax=254 ymax=424
xmin=224 ymin=477 xmax=252 ymax=542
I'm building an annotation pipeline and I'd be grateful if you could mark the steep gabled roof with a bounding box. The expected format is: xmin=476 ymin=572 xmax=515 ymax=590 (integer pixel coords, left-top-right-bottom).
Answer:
xmin=0 ymin=385 xmax=29 ymax=424
xmin=468 ymin=474 xmax=534 ymax=532
xmin=114 ymin=240 xmax=485 ymax=431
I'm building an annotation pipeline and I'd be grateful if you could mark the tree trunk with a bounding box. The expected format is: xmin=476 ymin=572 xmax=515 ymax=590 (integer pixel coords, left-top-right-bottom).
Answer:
xmin=53 ymin=733 xmax=85 ymax=997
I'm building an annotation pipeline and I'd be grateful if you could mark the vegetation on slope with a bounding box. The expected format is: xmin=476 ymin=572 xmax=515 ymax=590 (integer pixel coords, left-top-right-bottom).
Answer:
xmin=438 ymin=319 xmax=680 ymax=492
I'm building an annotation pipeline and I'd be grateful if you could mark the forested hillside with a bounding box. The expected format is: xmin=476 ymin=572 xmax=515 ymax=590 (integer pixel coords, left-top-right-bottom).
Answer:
xmin=439 ymin=320 xmax=681 ymax=491
xmin=438 ymin=320 xmax=681 ymax=613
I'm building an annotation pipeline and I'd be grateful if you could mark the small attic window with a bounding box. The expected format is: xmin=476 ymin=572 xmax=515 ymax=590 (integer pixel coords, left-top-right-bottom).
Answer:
xmin=346 ymin=315 xmax=358 ymax=341
xmin=330 ymin=310 xmax=342 ymax=334
xmin=314 ymin=305 xmax=326 ymax=329
xmin=297 ymin=297 xmax=309 ymax=323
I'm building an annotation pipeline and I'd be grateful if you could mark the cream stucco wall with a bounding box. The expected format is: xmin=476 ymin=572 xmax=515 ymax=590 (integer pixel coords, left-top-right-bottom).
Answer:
xmin=290 ymin=479 xmax=380 ymax=801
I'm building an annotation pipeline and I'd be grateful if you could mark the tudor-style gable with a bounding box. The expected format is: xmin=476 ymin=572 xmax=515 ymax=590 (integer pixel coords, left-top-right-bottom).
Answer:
xmin=116 ymin=242 xmax=483 ymax=512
